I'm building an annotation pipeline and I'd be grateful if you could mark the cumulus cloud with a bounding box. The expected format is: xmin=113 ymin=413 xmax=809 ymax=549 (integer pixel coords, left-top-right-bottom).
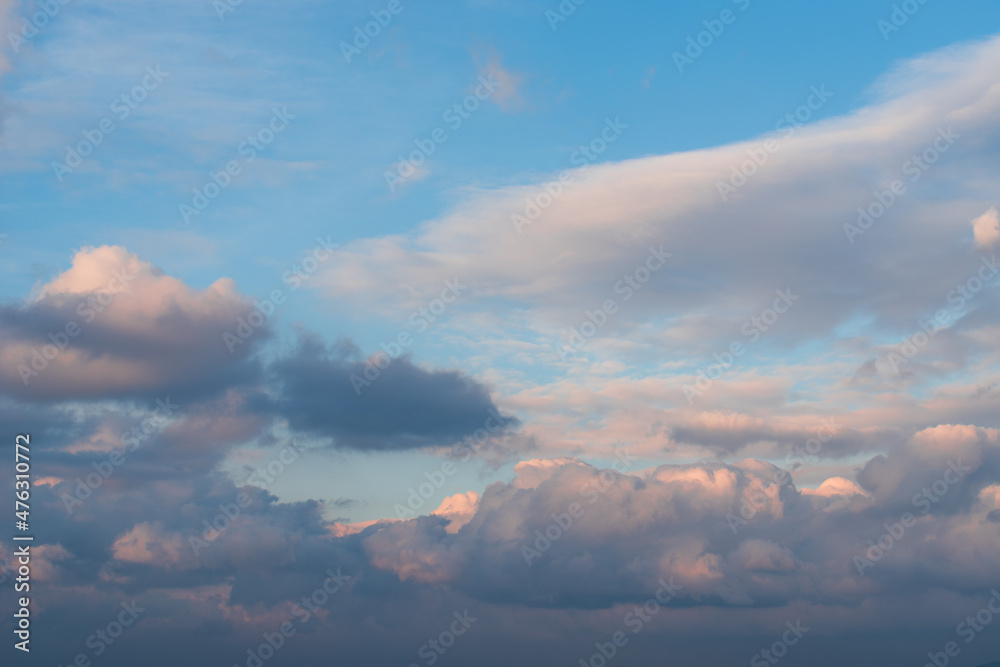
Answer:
xmin=432 ymin=491 xmax=479 ymax=533
xmin=112 ymin=521 xmax=187 ymax=566
xmin=0 ymin=246 xmax=266 ymax=400
xmin=7 ymin=416 xmax=1000 ymax=666
xmin=265 ymin=336 xmax=519 ymax=451
xmin=971 ymin=206 xmax=1000 ymax=249
xmin=356 ymin=433 xmax=1000 ymax=610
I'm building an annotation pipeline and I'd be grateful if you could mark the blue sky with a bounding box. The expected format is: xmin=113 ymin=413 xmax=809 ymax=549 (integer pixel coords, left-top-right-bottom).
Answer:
xmin=3 ymin=1 xmax=1000 ymax=665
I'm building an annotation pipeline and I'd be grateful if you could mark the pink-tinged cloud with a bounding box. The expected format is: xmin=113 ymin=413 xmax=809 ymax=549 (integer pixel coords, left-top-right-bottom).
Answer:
xmin=0 ymin=245 xmax=266 ymax=400
xmin=433 ymin=491 xmax=479 ymax=533
xmin=971 ymin=206 xmax=999 ymax=249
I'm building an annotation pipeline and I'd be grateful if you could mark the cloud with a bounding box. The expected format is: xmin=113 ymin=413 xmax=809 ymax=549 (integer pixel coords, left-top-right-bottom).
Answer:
xmin=972 ymin=207 xmax=1000 ymax=249
xmin=356 ymin=434 xmax=1000 ymax=610
xmin=317 ymin=35 xmax=1000 ymax=346
xmin=800 ymin=477 xmax=868 ymax=499
xmin=0 ymin=246 xmax=267 ymax=401
xmin=112 ymin=521 xmax=187 ymax=566
xmin=3 ymin=29 xmax=1000 ymax=667
xmin=7 ymin=414 xmax=1000 ymax=666
xmin=263 ymin=335 xmax=518 ymax=451
xmin=301 ymin=35 xmax=1000 ymax=467
xmin=432 ymin=491 xmax=479 ymax=533
xmin=479 ymin=49 xmax=525 ymax=113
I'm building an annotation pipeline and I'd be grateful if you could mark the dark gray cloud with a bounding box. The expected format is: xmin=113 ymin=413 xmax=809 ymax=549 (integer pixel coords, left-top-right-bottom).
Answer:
xmin=265 ymin=336 xmax=518 ymax=451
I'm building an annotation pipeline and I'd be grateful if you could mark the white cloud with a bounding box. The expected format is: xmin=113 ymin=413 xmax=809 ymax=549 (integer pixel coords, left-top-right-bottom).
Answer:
xmin=319 ymin=36 xmax=1000 ymax=338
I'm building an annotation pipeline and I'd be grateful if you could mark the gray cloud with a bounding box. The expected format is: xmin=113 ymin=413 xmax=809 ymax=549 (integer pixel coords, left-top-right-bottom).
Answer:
xmin=265 ymin=335 xmax=519 ymax=451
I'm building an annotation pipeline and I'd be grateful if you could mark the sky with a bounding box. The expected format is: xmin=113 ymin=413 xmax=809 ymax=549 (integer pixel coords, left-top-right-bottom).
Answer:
xmin=1 ymin=0 xmax=1000 ymax=665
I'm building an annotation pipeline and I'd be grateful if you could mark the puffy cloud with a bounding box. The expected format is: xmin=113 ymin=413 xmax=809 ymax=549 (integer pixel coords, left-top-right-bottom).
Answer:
xmin=112 ymin=521 xmax=187 ymax=567
xmin=857 ymin=424 xmax=1000 ymax=507
xmin=731 ymin=539 xmax=796 ymax=572
xmin=264 ymin=335 xmax=519 ymax=451
xmin=971 ymin=207 xmax=1000 ymax=249
xmin=0 ymin=246 xmax=266 ymax=401
xmin=801 ymin=477 xmax=868 ymax=499
xmin=432 ymin=491 xmax=479 ymax=533
xmin=7 ymin=417 xmax=1000 ymax=666
xmin=354 ymin=430 xmax=1000 ymax=611
xmin=511 ymin=457 xmax=582 ymax=489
